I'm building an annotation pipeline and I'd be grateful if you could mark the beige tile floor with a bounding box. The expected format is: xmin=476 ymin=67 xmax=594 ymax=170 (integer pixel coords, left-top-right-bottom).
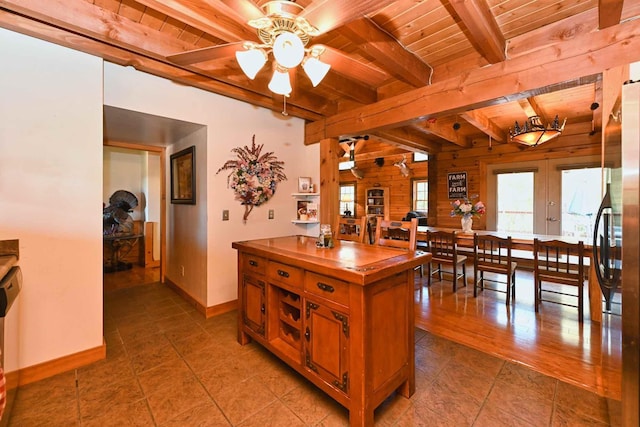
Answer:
xmin=8 ymin=281 xmax=621 ymax=426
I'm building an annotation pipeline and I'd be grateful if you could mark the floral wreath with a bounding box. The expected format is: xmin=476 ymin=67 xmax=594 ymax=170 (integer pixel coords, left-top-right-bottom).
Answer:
xmin=216 ymin=135 xmax=287 ymax=222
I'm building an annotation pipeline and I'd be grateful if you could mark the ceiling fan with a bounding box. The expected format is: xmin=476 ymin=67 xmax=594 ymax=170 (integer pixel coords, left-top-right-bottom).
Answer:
xmin=166 ymin=0 xmax=389 ymax=96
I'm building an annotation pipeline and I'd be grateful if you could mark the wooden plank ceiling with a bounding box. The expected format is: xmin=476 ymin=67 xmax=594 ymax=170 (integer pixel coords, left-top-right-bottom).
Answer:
xmin=1 ymin=0 xmax=639 ymax=159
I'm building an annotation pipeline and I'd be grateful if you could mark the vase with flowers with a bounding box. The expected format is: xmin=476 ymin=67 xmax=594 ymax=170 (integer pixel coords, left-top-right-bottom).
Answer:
xmin=450 ymin=196 xmax=485 ymax=233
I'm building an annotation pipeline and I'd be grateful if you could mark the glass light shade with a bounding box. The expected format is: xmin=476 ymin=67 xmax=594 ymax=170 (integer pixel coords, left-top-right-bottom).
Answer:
xmin=510 ymin=115 xmax=565 ymax=147
xmin=268 ymin=68 xmax=292 ymax=95
xmin=272 ymin=32 xmax=305 ymax=69
xmin=235 ymin=48 xmax=267 ymax=79
xmin=302 ymin=56 xmax=331 ymax=86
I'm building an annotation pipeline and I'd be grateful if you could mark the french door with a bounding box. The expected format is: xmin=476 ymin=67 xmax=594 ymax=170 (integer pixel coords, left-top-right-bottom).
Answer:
xmin=486 ymin=156 xmax=603 ymax=237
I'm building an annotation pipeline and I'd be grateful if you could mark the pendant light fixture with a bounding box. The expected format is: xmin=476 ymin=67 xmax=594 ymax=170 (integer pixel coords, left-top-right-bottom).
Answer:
xmin=510 ymin=115 xmax=567 ymax=147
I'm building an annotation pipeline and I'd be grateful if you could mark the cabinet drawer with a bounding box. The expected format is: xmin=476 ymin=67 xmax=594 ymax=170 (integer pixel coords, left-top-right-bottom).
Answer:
xmin=304 ymin=272 xmax=350 ymax=306
xmin=242 ymin=254 xmax=266 ymax=275
xmin=267 ymin=261 xmax=303 ymax=289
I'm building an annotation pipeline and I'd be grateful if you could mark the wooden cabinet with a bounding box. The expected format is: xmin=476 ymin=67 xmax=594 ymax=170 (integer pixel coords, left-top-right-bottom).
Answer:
xmin=233 ymin=236 xmax=430 ymax=426
xmin=365 ymin=187 xmax=389 ymax=220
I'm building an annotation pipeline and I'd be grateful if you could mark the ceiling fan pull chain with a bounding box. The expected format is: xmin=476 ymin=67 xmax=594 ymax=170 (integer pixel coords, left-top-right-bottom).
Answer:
xmin=282 ymin=95 xmax=288 ymax=116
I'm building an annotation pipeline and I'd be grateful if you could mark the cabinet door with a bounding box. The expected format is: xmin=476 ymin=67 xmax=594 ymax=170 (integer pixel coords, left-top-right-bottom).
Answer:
xmin=242 ymin=274 xmax=265 ymax=337
xmin=304 ymin=299 xmax=349 ymax=395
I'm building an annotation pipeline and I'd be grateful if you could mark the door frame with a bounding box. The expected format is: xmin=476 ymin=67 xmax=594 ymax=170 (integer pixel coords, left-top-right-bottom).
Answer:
xmin=103 ymin=140 xmax=166 ymax=282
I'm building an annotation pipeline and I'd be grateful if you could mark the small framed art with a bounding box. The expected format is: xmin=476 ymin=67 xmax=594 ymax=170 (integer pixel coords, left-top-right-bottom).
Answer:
xmin=170 ymin=146 xmax=196 ymax=204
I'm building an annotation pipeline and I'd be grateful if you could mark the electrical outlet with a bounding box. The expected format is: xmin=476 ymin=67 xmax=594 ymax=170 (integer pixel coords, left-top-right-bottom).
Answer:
xmin=222 ymin=209 xmax=229 ymax=221
xmin=268 ymin=209 xmax=274 ymax=219
xmin=180 ymin=265 xmax=185 ymax=276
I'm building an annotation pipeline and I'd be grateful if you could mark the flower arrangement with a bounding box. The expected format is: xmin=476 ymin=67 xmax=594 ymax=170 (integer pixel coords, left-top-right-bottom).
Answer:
xmin=216 ymin=135 xmax=287 ymax=222
xmin=450 ymin=195 xmax=486 ymax=218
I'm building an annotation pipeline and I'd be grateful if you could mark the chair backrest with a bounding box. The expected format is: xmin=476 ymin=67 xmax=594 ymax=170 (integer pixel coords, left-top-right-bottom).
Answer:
xmin=336 ymin=216 xmax=367 ymax=243
xmin=474 ymin=234 xmax=513 ymax=274
xmin=374 ymin=218 xmax=418 ymax=250
xmin=533 ymin=239 xmax=585 ymax=286
xmin=426 ymin=230 xmax=459 ymax=262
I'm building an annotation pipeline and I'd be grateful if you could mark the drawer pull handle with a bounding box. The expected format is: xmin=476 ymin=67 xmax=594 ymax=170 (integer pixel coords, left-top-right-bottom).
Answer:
xmin=277 ymin=270 xmax=290 ymax=278
xmin=317 ymin=282 xmax=335 ymax=293
xmin=249 ymin=260 xmax=258 ymax=267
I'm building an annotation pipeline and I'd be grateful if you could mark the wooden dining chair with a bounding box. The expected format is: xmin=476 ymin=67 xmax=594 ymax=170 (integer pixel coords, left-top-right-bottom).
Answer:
xmin=533 ymin=238 xmax=586 ymax=322
xmin=425 ymin=230 xmax=467 ymax=292
xmin=336 ymin=216 xmax=367 ymax=243
xmin=473 ymin=234 xmax=517 ymax=304
xmin=373 ymin=218 xmax=418 ymax=251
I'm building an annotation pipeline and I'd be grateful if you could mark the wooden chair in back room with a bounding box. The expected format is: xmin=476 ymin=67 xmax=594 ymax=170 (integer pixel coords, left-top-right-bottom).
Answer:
xmin=336 ymin=216 xmax=367 ymax=243
xmin=373 ymin=218 xmax=418 ymax=251
xmin=425 ymin=230 xmax=467 ymax=292
xmin=533 ymin=238 xmax=586 ymax=322
xmin=473 ymin=234 xmax=517 ymax=304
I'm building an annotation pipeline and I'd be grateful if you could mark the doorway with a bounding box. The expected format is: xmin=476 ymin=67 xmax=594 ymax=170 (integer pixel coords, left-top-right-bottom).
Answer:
xmin=103 ymin=142 xmax=165 ymax=290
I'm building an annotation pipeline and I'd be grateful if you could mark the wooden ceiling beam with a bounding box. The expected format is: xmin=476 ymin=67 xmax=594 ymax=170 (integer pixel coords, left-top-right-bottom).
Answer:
xmin=305 ymin=18 xmax=640 ymax=142
xmin=516 ymin=97 xmax=550 ymax=125
xmin=374 ymin=128 xmax=441 ymax=155
xmin=411 ymin=120 xmax=469 ymax=147
xmin=338 ymin=18 xmax=433 ymax=87
xmin=301 ymin=0 xmax=393 ymax=35
xmin=449 ymin=0 xmax=506 ymax=63
xmin=459 ymin=110 xmax=507 ymax=142
xmin=598 ymin=0 xmax=624 ymax=29
xmin=134 ymin=0 xmax=254 ymax=43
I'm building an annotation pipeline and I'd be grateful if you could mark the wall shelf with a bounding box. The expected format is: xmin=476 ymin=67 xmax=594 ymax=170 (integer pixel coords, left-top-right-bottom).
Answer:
xmin=292 ymin=193 xmax=319 ymax=224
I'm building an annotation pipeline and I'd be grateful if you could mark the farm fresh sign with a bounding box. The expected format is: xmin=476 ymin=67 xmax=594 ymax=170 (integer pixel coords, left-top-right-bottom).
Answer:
xmin=448 ymin=172 xmax=467 ymax=199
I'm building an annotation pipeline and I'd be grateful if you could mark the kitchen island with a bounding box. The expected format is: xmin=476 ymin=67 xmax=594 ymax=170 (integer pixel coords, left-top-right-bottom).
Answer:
xmin=232 ymin=235 xmax=430 ymax=426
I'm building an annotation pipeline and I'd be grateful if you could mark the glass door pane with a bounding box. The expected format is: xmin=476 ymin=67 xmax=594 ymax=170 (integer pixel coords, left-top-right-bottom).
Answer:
xmin=496 ymin=172 xmax=534 ymax=233
xmin=561 ymin=168 xmax=603 ymax=239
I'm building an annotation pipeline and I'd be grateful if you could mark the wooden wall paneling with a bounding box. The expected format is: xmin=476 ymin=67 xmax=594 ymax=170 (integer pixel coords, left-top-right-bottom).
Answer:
xmin=319 ymin=138 xmax=341 ymax=229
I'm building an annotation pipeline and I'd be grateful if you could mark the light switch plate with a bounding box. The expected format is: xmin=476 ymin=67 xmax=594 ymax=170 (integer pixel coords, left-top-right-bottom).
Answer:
xmin=268 ymin=209 xmax=274 ymax=219
xmin=222 ymin=210 xmax=229 ymax=221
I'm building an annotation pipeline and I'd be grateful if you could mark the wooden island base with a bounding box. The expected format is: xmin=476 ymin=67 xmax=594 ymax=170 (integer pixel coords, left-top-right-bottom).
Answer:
xmin=233 ymin=235 xmax=430 ymax=426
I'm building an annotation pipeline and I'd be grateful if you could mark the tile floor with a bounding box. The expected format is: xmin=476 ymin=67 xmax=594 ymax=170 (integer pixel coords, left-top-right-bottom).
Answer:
xmin=8 ymin=282 xmax=622 ymax=426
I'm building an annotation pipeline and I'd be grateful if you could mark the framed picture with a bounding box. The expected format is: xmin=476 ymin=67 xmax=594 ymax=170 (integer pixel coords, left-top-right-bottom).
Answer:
xmin=170 ymin=146 xmax=196 ymax=204
xmin=298 ymin=176 xmax=312 ymax=193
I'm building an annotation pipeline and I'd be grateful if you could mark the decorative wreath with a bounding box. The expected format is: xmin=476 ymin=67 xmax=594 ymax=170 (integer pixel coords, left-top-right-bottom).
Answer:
xmin=216 ymin=135 xmax=287 ymax=222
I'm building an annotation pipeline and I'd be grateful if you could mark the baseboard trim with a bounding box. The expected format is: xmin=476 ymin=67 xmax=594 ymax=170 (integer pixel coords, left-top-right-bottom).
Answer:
xmin=165 ymin=277 xmax=237 ymax=318
xmin=18 ymin=341 xmax=106 ymax=386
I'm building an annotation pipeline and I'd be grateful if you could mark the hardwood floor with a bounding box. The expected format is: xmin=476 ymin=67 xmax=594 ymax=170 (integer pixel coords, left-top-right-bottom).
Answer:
xmin=415 ymin=264 xmax=622 ymax=400
xmin=103 ymin=262 xmax=622 ymax=402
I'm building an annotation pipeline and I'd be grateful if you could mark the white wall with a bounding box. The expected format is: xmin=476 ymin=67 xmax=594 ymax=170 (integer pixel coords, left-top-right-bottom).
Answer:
xmin=103 ymin=147 xmax=147 ymax=221
xmin=0 ymin=29 xmax=104 ymax=368
xmin=104 ymin=63 xmax=320 ymax=307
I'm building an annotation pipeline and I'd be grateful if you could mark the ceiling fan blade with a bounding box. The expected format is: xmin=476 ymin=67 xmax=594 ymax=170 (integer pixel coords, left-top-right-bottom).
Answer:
xmin=216 ymin=0 xmax=265 ymax=24
xmin=167 ymin=42 xmax=243 ymax=65
xmin=302 ymin=0 xmax=390 ymax=34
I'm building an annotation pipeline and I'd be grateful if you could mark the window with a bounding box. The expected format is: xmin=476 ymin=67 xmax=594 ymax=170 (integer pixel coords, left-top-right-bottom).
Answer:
xmin=339 ymin=184 xmax=356 ymax=216
xmin=561 ymin=167 xmax=603 ymax=239
xmin=412 ymin=179 xmax=428 ymax=211
xmin=413 ymin=152 xmax=429 ymax=162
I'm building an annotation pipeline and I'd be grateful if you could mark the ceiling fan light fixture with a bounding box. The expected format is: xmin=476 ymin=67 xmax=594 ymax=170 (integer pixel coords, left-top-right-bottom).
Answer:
xmin=303 ymin=50 xmax=330 ymax=87
xmin=510 ymin=115 xmax=566 ymax=147
xmin=236 ymin=47 xmax=267 ymax=79
xmin=268 ymin=66 xmax=292 ymax=96
xmin=272 ymin=31 xmax=305 ymax=69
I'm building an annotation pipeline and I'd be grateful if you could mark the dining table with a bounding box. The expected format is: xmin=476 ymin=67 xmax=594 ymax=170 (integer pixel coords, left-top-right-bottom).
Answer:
xmin=416 ymin=226 xmax=602 ymax=322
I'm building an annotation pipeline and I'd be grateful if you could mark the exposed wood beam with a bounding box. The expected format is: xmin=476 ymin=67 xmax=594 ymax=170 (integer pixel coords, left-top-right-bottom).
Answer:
xmin=338 ymin=18 xmax=433 ymax=87
xmin=601 ymin=65 xmax=628 ymax=130
xmin=301 ymin=0 xmax=393 ymax=35
xmin=459 ymin=110 xmax=507 ymax=142
xmin=374 ymin=128 xmax=441 ymax=155
xmin=134 ymin=0 xmax=254 ymax=42
xmin=506 ymin=9 xmax=598 ymax=58
xmin=517 ymin=97 xmax=550 ymax=125
xmin=449 ymin=0 xmax=506 ymax=63
xmin=322 ymin=46 xmax=388 ymax=87
xmin=305 ymin=18 xmax=640 ymax=142
xmin=598 ymin=0 xmax=624 ymax=29
xmin=412 ymin=120 xmax=469 ymax=147
xmin=0 ymin=9 xmax=324 ymax=121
